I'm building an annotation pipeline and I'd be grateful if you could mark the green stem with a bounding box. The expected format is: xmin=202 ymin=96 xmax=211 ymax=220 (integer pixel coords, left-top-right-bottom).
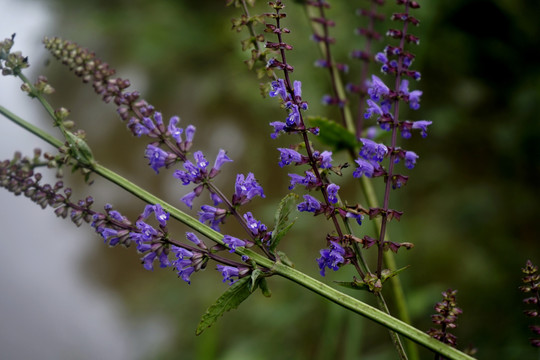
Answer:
xmin=0 ymin=104 xmax=474 ymax=360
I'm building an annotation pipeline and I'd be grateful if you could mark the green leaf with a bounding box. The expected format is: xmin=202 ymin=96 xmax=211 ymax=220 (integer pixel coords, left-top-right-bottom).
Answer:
xmin=269 ymin=193 xmax=299 ymax=252
xmin=307 ymin=116 xmax=357 ymax=152
xmin=258 ymin=278 xmax=272 ymax=298
xmin=196 ymin=276 xmax=255 ymax=335
xmin=381 ymin=266 xmax=410 ymax=283
xmin=276 ymin=250 xmax=294 ymax=267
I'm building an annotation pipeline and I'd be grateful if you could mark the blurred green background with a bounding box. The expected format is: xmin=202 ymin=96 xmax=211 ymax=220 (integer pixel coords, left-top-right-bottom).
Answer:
xmin=1 ymin=0 xmax=540 ymax=359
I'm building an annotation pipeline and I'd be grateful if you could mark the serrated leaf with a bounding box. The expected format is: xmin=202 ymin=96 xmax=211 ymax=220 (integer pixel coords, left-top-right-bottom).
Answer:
xmin=196 ymin=276 xmax=255 ymax=335
xmin=269 ymin=193 xmax=299 ymax=252
xmin=307 ymin=116 xmax=357 ymax=152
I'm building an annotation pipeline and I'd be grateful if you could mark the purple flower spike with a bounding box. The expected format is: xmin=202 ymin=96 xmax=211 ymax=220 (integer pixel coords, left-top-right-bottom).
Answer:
xmin=223 ymin=235 xmax=246 ymax=253
xmin=317 ymin=241 xmax=346 ymax=276
xmin=327 ymin=183 xmax=340 ymax=204
xmin=412 ymin=120 xmax=432 ymax=138
xmin=145 ymin=145 xmax=170 ymax=174
xmin=297 ymin=194 xmax=321 ymax=213
xmin=277 ymin=148 xmax=303 ymax=167
xmin=404 ymin=151 xmax=419 ymax=169
xmin=217 ymin=264 xmax=240 ymax=285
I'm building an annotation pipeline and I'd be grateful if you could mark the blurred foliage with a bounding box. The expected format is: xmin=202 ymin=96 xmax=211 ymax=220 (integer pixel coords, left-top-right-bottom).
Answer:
xmin=12 ymin=0 xmax=540 ymax=358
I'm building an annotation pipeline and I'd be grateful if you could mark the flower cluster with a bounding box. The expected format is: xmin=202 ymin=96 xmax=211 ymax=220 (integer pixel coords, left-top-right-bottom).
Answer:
xmin=0 ymin=149 xmax=93 ymax=227
xmin=520 ymin=260 xmax=540 ymax=347
xmin=427 ymin=289 xmax=463 ymax=348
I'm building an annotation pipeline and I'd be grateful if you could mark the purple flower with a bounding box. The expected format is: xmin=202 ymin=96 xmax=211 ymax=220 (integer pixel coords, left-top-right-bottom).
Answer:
xmin=277 ymin=148 xmax=303 ymax=167
xmin=130 ymin=120 xmax=151 ymax=137
xmin=142 ymin=252 xmax=157 ymax=271
xmin=367 ymin=75 xmax=390 ymax=102
xmin=213 ymin=149 xmax=233 ymax=171
xmin=135 ymin=220 xmax=158 ymax=241
xmin=177 ymin=264 xmax=196 ymax=284
xmin=243 ymin=212 xmax=267 ymax=237
xmin=181 ymin=190 xmax=197 ymax=209
xmin=186 ymin=232 xmax=202 ymax=246
xmin=171 ymin=245 xmax=196 ymax=284
xmin=375 ymin=52 xmax=388 ymax=64
xmin=346 ymin=212 xmax=364 ymax=226
xmin=145 ymin=145 xmax=170 ymax=174
xmin=364 ymin=99 xmax=384 ymax=119
xmin=318 ymin=151 xmax=333 ymax=169
xmin=216 ymin=264 xmax=240 ymax=284
xmin=286 ymin=104 xmax=301 ymax=126
xmin=223 ymin=235 xmax=246 ymax=253
xmin=293 ymin=80 xmax=303 ymax=98
xmin=269 ymin=121 xmax=287 ymax=139
xmin=269 ymin=78 xmax=290 ymax=101
xmin=404 ymin=151 xmax=418 ymax=169
xmin=297 ymin=194 xmax=321 ymax=213
xmin=198 ymin=205 xmax=227 ymax=231
xmin=359 ymin=138 xmax=388 ymax=162
xmin=97 ymin=227 xmax=121 ymax=246
xmin=185 ymin=125 xmax=196 ymax=143
xmin=317 ymin=241 xmax=346 ymax=276
xmin=141 ymin=203 xmax=169 ymax=227
xmin=288 ymin=171 xmax=319 ymax=190
xmin=412 ymin=120 xmax=432 ymax=138
xmin=108 ymin=210 xmax=127 ymax=223
xmin=353 ymin=158 xmax=375 ymax=178
xmin=209 ymin=191 xmax=222 ymax=206
xmin=167 ymin=115 xmax=183 ymax=143
xmin=173 ymin=151 xmax=209 ymax=185
xmin=327 ymin=183 xmax=340 ymax=204
xmin=399 ymin=79 xmax=423 ymax=110
xmin=233 ymin=173 xmax=265 ymax=205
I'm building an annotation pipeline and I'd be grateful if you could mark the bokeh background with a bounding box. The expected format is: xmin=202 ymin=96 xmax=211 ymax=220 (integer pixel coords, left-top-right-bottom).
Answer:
xmin=1 ymin=0 xmax=539 ymax=359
